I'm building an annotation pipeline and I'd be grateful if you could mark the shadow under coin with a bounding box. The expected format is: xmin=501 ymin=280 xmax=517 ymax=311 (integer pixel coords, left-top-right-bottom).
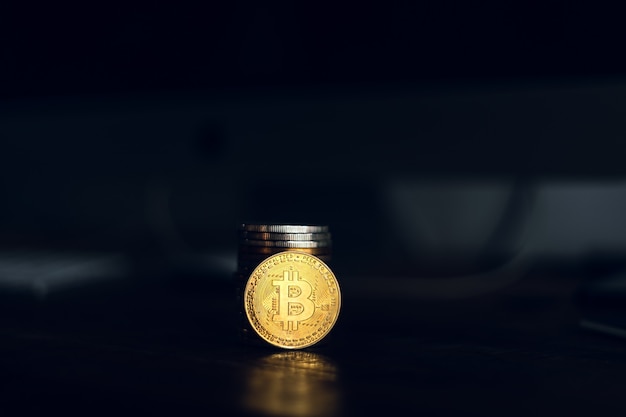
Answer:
xmin=242 ymin=351 xmax=341 ymax=417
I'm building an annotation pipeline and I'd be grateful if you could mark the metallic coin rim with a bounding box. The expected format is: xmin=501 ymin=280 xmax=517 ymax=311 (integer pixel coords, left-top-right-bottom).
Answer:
xmin=238 ymin=253 xmax=333 ymax=263
xmin=239 ymin=231 xmax=332 ymax=241
xmin=238 ymin=246 xmax=332 ymax=255
xmin=241 ymin=239 xmax=332 ymax=248
xmin=236 ymin=255 xmax=333 ymax=273
xmin=239 ymin=224 xmax=329 ymax=233
xmin=243 ymin=251 xmax=341 ymax=349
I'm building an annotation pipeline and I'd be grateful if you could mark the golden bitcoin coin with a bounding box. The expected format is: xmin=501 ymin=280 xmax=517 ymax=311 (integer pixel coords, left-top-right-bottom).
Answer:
xmin=243 ymin=251 xmax=341 ymax=349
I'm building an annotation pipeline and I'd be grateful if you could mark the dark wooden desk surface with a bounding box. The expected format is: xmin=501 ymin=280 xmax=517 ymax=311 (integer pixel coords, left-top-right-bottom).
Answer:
xmin=1 ymin=259 xmax=625 ymax=417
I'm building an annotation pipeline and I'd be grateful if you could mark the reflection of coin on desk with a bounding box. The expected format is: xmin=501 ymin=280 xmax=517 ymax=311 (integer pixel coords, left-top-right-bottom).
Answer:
xmin=243 ymin=251 xmax=341 ymax=349
xmin=242 ymin=351 xmax=340 ymax=417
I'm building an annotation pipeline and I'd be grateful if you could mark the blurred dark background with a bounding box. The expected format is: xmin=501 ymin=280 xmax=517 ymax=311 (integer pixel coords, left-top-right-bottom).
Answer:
xmin=0 ymin=0 xmax=626 ymax=289
xmin=2 ymin=1 xmax=626 ymax=278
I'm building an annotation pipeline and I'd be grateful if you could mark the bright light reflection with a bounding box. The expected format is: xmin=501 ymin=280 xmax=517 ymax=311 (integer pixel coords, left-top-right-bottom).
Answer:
xmin=243 ymin=351 xmax=340 ymax=417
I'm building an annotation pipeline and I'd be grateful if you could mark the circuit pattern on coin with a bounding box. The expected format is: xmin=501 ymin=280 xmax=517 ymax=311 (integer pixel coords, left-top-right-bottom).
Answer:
xmin=243 ymin=251 xmax=341 ymax=349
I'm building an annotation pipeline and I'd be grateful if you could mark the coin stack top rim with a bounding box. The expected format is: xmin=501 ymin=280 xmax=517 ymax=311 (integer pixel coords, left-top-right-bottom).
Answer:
xmin=239 ymin=224 xmax=329 ymax=233
xmin=237 ymin=223 xmax=333 ymax=271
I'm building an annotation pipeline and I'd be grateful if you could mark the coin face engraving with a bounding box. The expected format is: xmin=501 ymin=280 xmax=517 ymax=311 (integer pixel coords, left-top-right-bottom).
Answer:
xmin=273 ymin=270 xmax=315 ymax=331
xmin=244 ymin=251 xmax=341 ymax=349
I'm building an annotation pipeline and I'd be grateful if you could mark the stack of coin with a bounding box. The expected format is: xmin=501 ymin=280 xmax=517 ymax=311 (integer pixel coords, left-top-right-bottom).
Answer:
xmin=234 ymin=224 xmax=341 ymax=349
xmin=237 ymin=224 xmax=332 ymax=273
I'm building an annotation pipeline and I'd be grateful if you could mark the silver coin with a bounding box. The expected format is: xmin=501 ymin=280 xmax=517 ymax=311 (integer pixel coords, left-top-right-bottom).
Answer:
xmin=240 ymin=239 xmax=332 ymax=248
xmin=239 ymin=224 xmax=329 ymax=233
xmin=238 ymin=246 xmax=333 ymax=253
xmin=238 ymin=248 xmax=332 ymax=258
xmin=239 ymin=231 xmax=331 ymax=241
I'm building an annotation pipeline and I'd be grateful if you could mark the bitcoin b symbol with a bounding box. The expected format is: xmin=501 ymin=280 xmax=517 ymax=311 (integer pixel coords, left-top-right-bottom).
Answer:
xmin=272 ymin=270 xmax=315 ymax=330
